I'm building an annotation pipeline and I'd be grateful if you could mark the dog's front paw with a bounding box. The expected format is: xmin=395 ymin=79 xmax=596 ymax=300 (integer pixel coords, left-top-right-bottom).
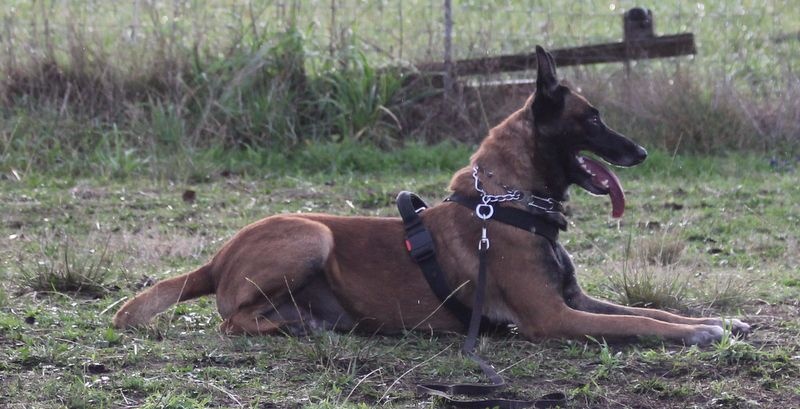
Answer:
xmin=685 ymin=324 xmax=724 ymax=346
xmin=708 ymin=318 xmax=751 ymax=337
xmin=725 ymin=318 xmax=751 ymax=336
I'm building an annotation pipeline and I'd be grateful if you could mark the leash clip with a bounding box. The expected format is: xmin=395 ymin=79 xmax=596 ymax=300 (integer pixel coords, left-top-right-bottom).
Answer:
xmin=478 ymin=226 xmax=490 ymax=251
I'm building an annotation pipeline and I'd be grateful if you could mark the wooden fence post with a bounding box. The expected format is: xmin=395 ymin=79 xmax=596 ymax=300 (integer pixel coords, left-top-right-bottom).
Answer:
xmin=623 ymin=7 xmax=655 ymax=77
xmin=442 ymin=0 xmax=454 ymax=102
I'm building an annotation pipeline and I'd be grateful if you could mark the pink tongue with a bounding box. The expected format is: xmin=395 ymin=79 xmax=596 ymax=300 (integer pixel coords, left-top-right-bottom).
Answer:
xmin=580 ymin=156 xmax=626 ymax=218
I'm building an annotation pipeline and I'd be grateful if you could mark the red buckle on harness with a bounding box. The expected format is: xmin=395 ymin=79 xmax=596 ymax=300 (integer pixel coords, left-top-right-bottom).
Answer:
xmin=405 ymin=230 xmax=435 ymax=262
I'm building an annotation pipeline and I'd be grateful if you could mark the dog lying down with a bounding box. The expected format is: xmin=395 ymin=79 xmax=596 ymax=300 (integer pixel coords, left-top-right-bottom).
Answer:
xmin=114 ymin=46 xmax=749 ymax=346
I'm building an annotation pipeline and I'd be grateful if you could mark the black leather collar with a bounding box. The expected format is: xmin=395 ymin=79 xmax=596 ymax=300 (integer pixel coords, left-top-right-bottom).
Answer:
xmin=445 ymin=193 xmax=566 ymax=244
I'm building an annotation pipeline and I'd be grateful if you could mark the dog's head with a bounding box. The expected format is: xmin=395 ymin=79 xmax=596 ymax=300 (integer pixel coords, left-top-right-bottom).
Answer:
xmin=531 ymin=46 xmax=647 ymax=217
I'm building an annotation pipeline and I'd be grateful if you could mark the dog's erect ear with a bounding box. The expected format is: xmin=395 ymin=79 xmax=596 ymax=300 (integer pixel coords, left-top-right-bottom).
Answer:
xmin=535 ymin=45 xmax=559 ymax=100
xmin=532 ymin=45 xmax=564 ymax=122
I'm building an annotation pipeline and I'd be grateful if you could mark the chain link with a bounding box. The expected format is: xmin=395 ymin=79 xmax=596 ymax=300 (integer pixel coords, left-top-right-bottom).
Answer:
xmin=473 ymin=166 xmax=563 ymax=213
xmin=472 ymin=166 xmax=522 ymax=204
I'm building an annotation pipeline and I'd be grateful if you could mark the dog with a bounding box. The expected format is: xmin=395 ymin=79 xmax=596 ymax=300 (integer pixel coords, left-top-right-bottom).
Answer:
xmin=114 ymin=46 xmax=749 ymax=345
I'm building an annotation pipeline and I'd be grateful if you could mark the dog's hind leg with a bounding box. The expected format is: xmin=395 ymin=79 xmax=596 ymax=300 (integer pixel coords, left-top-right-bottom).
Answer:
xmin=220 ymin=304 xmax=285 ymax=335
xmin=214 ymin=216 xmax=342 ymax=335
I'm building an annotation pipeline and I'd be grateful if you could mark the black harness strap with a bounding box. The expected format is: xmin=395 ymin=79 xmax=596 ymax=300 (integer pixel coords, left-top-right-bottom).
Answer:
xmin=397 ymin=191 xmax=495 ymax=331
xmin=397 ymin=191 xmax=567 ymax=409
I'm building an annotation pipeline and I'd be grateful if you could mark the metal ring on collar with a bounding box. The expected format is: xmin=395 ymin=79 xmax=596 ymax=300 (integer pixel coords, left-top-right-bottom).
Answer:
xmin=475 ymin=203 xmax=494 ymax=220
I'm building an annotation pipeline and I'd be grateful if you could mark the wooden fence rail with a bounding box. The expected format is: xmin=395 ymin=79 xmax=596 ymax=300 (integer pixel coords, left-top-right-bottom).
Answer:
xmin=416 ymin=7 xmax=696 ymax=84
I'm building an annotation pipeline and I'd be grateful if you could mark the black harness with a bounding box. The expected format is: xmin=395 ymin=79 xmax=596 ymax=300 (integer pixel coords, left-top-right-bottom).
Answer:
xmin=397 ymin=190 xmax=567 ymax=409
xmin=398 ymin=192 xmax=496 ymax=331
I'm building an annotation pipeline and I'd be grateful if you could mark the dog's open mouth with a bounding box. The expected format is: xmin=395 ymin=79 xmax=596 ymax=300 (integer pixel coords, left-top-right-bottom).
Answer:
xmin=575 ymin=153 xmax=625 ymax=218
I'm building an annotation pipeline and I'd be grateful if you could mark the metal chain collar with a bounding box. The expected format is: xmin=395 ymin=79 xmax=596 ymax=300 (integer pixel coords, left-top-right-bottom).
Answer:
xmin=472 ymin=166 xmax=561 ymax=213
xmin=471 ymin=166 xmax=522 ymax=205
xmin=472 ymin=166 xmax=519 ymax=251
xmin=472 ymin=165 xmax=567 ymax=250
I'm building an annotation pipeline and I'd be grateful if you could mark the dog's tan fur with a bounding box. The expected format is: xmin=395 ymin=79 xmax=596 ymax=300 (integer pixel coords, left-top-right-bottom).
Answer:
xmin=114 ymin=48 xmax=748 ymax=345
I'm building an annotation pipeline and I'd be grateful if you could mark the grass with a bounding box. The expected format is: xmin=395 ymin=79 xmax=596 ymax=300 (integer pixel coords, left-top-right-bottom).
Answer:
xmin=605 ymin=228 xmax=753 ymax=312
xmin=1 ymin=147 xmax=799 ymax=407
xmin=1 ymin=1 xmax=798 ymax=406
xmin=15 ymin=230 xmax=114 ymax=297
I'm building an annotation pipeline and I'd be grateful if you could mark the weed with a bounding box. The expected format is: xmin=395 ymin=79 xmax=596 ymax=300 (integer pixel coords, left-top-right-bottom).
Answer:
xmin=607 ymin=233 xmax=690 ymax=310
xmin=637 ymin=234 xmax=686 ymax=266
xmin=571 ymin=381 xmax=604 ymax=405
xmin=92 ymin=124 xmax=151 ymax=179
xmin=16 ymin=231 xmax=114 ymax=297
xmin=0 ymin=282 xmax=8 ymax=308
xmin=297 ymin=332 xmax=375 ymax=377
xmin=632 ymin=377 xmax=667 ymax=394
xmin=713 ymin=319 xmax=736 ymax=351
xmin=140 ymin=392 xmax=211 ymax=409
xmin=711 ymin=339 xmax=762 ymax=366
xmin=317 ymin=53 xmax=405 ymax=146
xmin=697 ymin=272 xmax=751 ymax=310
xmin=586 ymin=335 xmax=622 ymax=380
xmin=633 ymin=378 xmax=693 ymax=398
xmin=100 ymin=327 xmax=123 ymax=347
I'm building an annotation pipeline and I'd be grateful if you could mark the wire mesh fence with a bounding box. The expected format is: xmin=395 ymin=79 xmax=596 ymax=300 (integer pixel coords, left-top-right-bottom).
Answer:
xmin=1 ymin=1 xmax=798 ymax=151
xmin=2 ymin=1 xmax=798 ymax=86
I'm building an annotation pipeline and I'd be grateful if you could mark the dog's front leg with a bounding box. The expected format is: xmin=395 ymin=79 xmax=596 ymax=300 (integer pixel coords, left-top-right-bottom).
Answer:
xmin=500 ymin=279 xmax=728 ymax=345
xmin=520 ymin=300 xmax=725 ymax=345
xmin=565 ymin=290 xmax=751 ymax=336
xmin=552 ymin=244 xmax=750 ymax=337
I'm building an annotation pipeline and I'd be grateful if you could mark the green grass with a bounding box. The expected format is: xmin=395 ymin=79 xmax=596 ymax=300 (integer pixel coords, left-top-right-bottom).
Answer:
xmin=1 ymin=2 xmax=799 ymax=406
xmin=1 ymin=148 xmax=798 ymax=407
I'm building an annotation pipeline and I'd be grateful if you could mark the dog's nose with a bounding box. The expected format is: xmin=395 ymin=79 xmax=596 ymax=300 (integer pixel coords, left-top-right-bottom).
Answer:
xmin=634 ymin=145 xmax=648 ymax=163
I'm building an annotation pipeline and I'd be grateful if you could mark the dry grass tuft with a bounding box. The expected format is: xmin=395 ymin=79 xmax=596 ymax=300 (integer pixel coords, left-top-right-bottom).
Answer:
xmin=692 ymin=271 xmax=751 ymax=311
xmin=16 ymin=231 xmax=114 ymax=297
xmin=607 ymin=262 xmax=691 ymax=312
xmin=606 ymin=232 xmax=752 ymax=313
xmin=637 ymin=234 xmax=686 ymax=267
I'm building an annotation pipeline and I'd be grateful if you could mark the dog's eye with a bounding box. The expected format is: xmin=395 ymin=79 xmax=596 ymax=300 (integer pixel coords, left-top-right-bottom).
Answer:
xmin=588 ymin=115 xmax=600 ymax=126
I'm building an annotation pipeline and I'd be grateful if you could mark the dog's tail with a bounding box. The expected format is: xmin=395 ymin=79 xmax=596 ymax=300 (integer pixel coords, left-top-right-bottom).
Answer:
xmin=113 ymin=264 xmax=214 ymax=328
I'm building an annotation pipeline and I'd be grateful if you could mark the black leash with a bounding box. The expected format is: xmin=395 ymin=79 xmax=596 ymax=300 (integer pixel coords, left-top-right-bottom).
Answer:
xmin=398 ymin=189 xmax=567 ymax=409
xmin=416 ymin=238 xmax=565 ymax=408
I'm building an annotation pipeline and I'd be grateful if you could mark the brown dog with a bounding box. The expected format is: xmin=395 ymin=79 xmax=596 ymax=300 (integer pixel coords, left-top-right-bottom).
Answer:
xmin=114 ymin=46 xmax=749 ymax=345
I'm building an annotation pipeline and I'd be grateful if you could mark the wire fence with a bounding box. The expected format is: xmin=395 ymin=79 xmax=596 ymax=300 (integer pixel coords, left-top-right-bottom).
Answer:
xmin=1 ymin=1 xmax=798 ymax=154
xmin=2 ymin=0 xmax=798 ymax=88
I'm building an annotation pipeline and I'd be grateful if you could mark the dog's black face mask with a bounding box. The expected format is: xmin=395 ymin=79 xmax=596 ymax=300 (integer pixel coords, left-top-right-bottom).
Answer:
xmin=531 ymin=46 xmax=647 ymax=217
